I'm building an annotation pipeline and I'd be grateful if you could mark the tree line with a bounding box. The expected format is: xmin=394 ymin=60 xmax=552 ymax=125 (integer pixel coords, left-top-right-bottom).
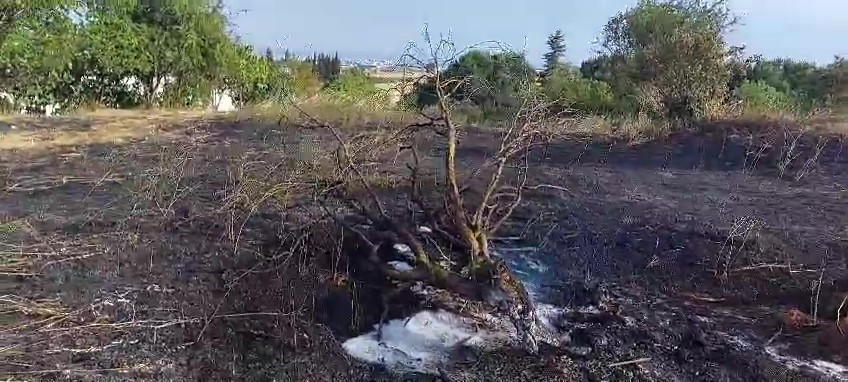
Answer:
xmin=2 ymin=0 xmax=845 ymax=120
xmin=0 ymin=1 xmax=331 ymax=112
xmin=407 ymin=0 xmax=847 ymax=123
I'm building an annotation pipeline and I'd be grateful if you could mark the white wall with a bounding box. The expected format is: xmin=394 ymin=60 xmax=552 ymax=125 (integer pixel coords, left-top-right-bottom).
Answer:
xmin=211 ymin=89 xmax=236 ymax=112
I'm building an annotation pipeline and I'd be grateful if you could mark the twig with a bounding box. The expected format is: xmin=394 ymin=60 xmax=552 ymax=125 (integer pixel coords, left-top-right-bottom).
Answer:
xmin=212 ymin=312 xmax=293 ymax=319
xmin=39 ymin=252 xmax=100 ymax=271
xmin=765 ymin=326 xmax=783 ymax=346
xmin=4 ymin=176 xmax=123 ymax=193
xmin=5 ymin=366 xmax=141 ymax=375
xmin=795 ymin=136 xmax=829 ymax=181
xmin=681 ymin=292 xmax=725 ymax=303
xmin=837 ymin=294 xmax=848 ymax=334
xmin=729 ymin=263 xmax=817 ymax=273
xmin=812 ymin=265 xmax=825 ymax=323
xmin=82 ymin=170 xmax=115 ymax=202
xmin=608 ymin=357 xmax=651 ymax=367
xmin=41 ymin=318 xmax=199 ymax=333
xmin=524 ymin=183 xmax=570 ymax=192
xmin=293 ymin=102 xmax=387 ymax=217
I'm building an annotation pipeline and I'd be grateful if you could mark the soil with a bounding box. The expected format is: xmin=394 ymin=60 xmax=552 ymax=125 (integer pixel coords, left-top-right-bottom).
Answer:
xmin=2 ymin=113 xmax=848 ymax=381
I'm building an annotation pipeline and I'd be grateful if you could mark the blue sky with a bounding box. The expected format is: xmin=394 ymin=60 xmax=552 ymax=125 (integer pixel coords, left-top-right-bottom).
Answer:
xmin=224 ymin=0 xmax=847 ymax=66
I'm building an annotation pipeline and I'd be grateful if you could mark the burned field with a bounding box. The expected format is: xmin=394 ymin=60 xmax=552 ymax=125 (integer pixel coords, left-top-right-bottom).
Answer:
xmin=2 ymin=112 xmax=848 ymax=381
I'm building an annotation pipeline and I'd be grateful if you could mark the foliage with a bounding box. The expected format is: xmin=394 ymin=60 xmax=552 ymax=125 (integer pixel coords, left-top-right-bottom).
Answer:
xmin=745 ymin=57 xmax=792 ymax=94
xmin=735 ymin=80 xmax=795 ymax=116
xmin=285 ymin=60 xmax=322 ymax=98
xmin=75 ymin=9 xmax=147 ymax=108
xmin=1 ymin=0 xmax=844 ymax=122
xmin=725 ymin=46 xmax=748 ymax=96
xmin=224 ymin=43 xmax=290 ymax=106
xmin=137 ymin=2 xmax=232 ymax=106
xmin=0 ymin=4 xmax=78 ymax=109
xmin=0 ymin=1 xmax=290 ymax=112
xmin=542 ymin=30 xmax=566 ymax=77
xmin=601 ymin=0 xmax=735 ymax=121
xmin=740 ymin=56 xmax=839 ymax=112
xmin=65 ymin=1 xmax=232 ymax=107
xmin=823 ymin=57 xmax=848 ymax=108
xmin=580 ymin=55 xmax=617 ymax=84
xmin=0 ymin=0 xmax=75 ymax=47
xmin=77 ymin=0 xmax=288 ymax=109
xmin=410 ymin=50 xmax=536 ymax=116
xmin=543 ymin=68 xmax=616 ymax=114
xmin=326 ymin=68 xmax=384 ymax=104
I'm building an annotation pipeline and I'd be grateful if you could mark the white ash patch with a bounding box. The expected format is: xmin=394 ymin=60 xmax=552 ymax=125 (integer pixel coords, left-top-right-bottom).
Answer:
xmin=387 ymin=260 xmax=415 ymax=273
xmin=342 ymin=310 xmax=502 ymax=375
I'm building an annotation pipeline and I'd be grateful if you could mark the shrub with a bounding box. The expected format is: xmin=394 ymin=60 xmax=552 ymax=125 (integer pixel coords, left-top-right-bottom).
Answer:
xmin=284 ymin=60 xmax=322 ymax=99
xmin=736 ymin=80 xmax=795 ymax=116
xmin=223 ymin=44 xmax=290 ymax=106
xmin=404 ymin=80 xmax=439 ymax=110
xmin=408 ymin=50 xmax=536 ymax=116
xmin=543 ymin=68 xmax=616 ymax=114
xmin=326 ymin=68 xmax=385 ymax=105
xmin=159 ymin=79 xmax=212 ymax=109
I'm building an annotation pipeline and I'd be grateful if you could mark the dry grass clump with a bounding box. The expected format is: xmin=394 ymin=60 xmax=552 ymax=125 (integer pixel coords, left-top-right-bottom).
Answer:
xmin=0 ymin=109 xmax=207 ymax=151
xmin=559 ymin=113 xmax=672 ymax=143
xmin=231 ymin=99 xmax=417 ymax=130
xmin=0 ymin=296 xmax=70 ymax=332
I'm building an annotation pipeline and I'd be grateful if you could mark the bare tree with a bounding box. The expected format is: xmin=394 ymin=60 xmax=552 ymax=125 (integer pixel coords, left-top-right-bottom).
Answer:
xmin=290 ymin=28 xmax=557 ymax=352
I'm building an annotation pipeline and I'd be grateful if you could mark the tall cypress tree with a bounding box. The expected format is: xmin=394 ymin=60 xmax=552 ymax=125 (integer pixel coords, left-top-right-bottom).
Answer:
xmin=310 ymin=52 xmax=341 ymax=83
xmin=318 ymin=53 xmax=329 ymax=81
xmin=542 ymin=29 xmax=566 ymax=77
xmin=331 ymin=52 xmax=341 ymax=81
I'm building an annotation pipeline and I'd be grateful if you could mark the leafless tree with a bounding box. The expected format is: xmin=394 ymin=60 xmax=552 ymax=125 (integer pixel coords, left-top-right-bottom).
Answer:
xmin=290 ymin=28 xmax=558 ymax=352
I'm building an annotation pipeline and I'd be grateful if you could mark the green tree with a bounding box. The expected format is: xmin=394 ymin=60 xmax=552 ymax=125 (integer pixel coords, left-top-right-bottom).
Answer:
xmin=542 ymin=30 xmax=566 ymax=77
xmin=83 ymin=0 xmax=233 ymax=107
xmin=333 ymin=52 xmax=341 ymax=77
xmin=0 ymin=0 xmax=291 ymax=111
xmin=0 ymin=0 xmax=74 ymax=48
xmin=601 ymin=0 xmax=736 ymax=121
xmin=264 ymin=47 xmax=274 ymax=62
xmin=224 ymin=43 xmax=289 ymax=105
xmin=415 ymin=50 xmax=535 ymax=114
xmin=76 ymin=9 xmax=148 ymax=107
xmin=738 ymin=56 xmax=843 ymax=111
xmin=579 ymin=55 xmax=616 ymax=83
xmin=0 ymin=3 xmax=79 ymax=110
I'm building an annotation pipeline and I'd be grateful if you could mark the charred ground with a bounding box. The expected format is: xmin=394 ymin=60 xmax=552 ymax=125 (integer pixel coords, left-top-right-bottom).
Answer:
xmin=2 ymin=111 xmax=848 ymax=381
